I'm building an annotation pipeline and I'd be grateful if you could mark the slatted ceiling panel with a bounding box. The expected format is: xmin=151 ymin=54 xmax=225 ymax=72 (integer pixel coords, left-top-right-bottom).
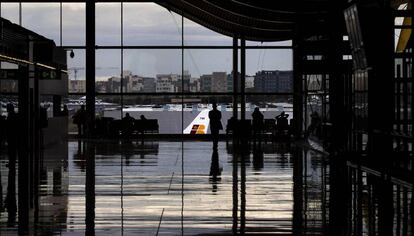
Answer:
xmin=161 ymin=2 xmax=293 ymax=41
xmin=160 ymin=0 xmax=329 ymax=41
xmin=187 ymin=5 xmax=293 ymax=31
xmin=207 ymin=0 xmax=296 ymax=23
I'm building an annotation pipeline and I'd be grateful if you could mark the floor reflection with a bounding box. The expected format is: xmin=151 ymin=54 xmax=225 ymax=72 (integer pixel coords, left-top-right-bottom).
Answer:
xmin=0 ymin=140 xmax=412 ymax=235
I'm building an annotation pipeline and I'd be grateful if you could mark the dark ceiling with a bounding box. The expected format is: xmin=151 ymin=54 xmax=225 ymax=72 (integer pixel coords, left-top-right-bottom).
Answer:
xmin=160 ymin=0 xmax=330 ymax=41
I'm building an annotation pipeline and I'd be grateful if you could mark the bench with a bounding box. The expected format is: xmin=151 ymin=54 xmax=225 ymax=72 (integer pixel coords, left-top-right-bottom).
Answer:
xmin=134 ymin=119 xmax=159 ymax=134
xmin=226 ymin=119 xmax=252 ymax=138
xmin=97 ymin=118 xmax=159 ymax=138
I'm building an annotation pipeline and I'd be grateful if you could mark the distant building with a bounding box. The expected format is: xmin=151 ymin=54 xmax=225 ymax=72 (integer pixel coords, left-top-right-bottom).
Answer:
xmin=245 ymin=76 xmax=255 ymax=89
xmin=95 ymin=81 xmax=108 ymax=93
xmin=156 ymin=74 xmax=176 ymax=93
xmin=174 ymin=71 xmax=191 ymax=92
xmin=189 ymin=79 xmax=200 ymax=92
xmin=143 ymin=77 xmax=156 ymax=92
xmin=69 ymin=80 xmax=86 ymax=93
xmin=200 ymin=74 xmax=212 ymax=92
xmin=107 ymin=76 xmax=121 ymax=93
xmin=200 ymin=72 xmax=227 ymax=92
xmin=227 ymin=72 xmax=254 ymax=92
xmin=254 ymin=70 xmax=293 ymax=93
xmin=211 ymin=72 xmax=227 ymax=92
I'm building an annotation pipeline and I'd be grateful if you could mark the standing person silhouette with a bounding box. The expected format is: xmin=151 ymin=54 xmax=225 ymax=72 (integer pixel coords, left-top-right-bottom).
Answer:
xmin=252 ymin=107 xmax=264 ymax=141
xmin=209 ymin=102 xmax=222 ymax=149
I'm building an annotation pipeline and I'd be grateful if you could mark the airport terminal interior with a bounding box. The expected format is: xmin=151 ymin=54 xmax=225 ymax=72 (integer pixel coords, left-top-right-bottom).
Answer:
xmin=0 ymin=0 xmax=413 ymax=235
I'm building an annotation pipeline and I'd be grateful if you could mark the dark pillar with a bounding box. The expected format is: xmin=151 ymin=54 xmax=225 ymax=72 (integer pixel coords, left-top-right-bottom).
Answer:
xmin=85 ymin=141 xmax=95 ymax=235
xmin=86 ymin=1 xmax=95 ymax=137
xmin=292 ymin=38 xmax=303 ymax=139
xmin=232 ymin=152 xmax=238 ymax=234
xmin=375 ymin=179 xmax=393 ymax=236
xmin=292 ymin=149 xmax=303 ymax=235
xmin=240 ymin=151 xmax=246 ymax=235
xmin=18 ymin=64 xmax=30 ymax=234
xmin=240 ymin=38 xmax=246 ymax=120
xmin=368 ymin=2 xmax=394 ymax=161
xmin=328 ymin=0 xmax=348 ymax=152
xmin=328 ymin=156 xmax=349 ymax=236
xmin=233 ymin=36 xmax=238 ymax=119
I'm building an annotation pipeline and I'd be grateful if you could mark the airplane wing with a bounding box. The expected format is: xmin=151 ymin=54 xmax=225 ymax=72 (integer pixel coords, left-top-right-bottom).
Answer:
xmin=183 ymin=109 xmax=210 ymax=134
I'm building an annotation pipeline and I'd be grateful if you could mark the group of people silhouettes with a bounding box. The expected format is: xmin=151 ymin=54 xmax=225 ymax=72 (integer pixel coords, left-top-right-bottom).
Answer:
xmin=208 ymin=102 xmax=293 ymax=148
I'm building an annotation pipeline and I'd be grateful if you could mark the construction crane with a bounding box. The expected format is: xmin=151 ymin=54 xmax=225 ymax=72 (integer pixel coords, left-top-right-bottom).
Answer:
xmin=68 ymin=67 xmax=119 ymax=80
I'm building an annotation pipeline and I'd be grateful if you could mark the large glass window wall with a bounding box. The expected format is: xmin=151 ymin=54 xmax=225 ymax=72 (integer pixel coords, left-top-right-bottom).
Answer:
xmin=0 ymin=2 xmax=293 ymax=134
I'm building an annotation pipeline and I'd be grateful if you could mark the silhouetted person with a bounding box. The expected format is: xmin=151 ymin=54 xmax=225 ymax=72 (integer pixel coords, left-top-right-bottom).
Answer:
xmin=140 ymin=115 xmax=147 ymax=120
xmin=209 ymin=148 xmax=222 ymax=192
xmin=252 ymin=107 xmax=264 ymax=141
xmin=276 ymin=111 xmax=289 ymax=135
xmin=209 ymin=102 xmax=222 ymax=149
xmin=62 ymin=105 xmax=69 ymax=116
xmin=122 ymin=112 xmax=135 ymax=138
xmin=73 ymin=105 xmax=86 ymax=137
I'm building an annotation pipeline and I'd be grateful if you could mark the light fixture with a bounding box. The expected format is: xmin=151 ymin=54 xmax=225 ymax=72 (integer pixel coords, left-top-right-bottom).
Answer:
xmin=70 ymin=50 xmax=75 ymax=58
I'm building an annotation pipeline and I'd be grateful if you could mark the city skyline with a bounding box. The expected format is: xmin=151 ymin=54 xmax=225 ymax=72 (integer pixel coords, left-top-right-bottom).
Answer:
xmin=69 ymin=69 xmax=293 ymax=94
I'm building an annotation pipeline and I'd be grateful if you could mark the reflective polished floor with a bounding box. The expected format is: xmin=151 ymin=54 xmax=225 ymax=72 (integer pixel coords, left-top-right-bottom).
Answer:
xmin=0 ymin=140 xmax=412 ymax=235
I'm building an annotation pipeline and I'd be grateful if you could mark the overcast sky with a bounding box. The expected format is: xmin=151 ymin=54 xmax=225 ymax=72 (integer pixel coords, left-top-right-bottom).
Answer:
xmin=0 ymin=2 xmax=292 ymax=80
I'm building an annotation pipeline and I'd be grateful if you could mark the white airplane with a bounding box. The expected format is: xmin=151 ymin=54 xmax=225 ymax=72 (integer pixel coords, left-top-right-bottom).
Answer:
xmin=183 ymin=109 xmax=210 ymax=134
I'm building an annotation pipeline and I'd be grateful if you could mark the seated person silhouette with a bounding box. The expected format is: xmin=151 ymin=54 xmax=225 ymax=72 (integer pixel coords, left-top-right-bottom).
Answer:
xmin=275 ymin=111 xmax=289 ymax=134
xmin=122 ymin=113 xmax=135 ymax=138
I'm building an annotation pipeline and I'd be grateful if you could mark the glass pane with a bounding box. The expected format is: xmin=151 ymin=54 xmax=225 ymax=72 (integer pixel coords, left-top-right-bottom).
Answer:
xmin=123 ymin=3 xmax=182 ymax=46
xmin=96 ymin=49 xmax=121 ymax=93
xmin=123 ymin=49 xmax=181 ymax=93
xmin=21 ymin=3 xmax=60 ymax=45
xmin=184 ymin=18 xmax=232 ymax=46
xmin=96 ymin=3 xmax=121 ymax=46
xmin=1 ymin=3 xmax=20 ymax=24
xmin=62 ymin=3 xmax=85 ymax=46
xmin=184 ymin=49 xmax=232 ymax=92
xmin=247 ymin=49 xmax=293 ymax=93
xmin=68 ymin=49 xmax=86 ymax=93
